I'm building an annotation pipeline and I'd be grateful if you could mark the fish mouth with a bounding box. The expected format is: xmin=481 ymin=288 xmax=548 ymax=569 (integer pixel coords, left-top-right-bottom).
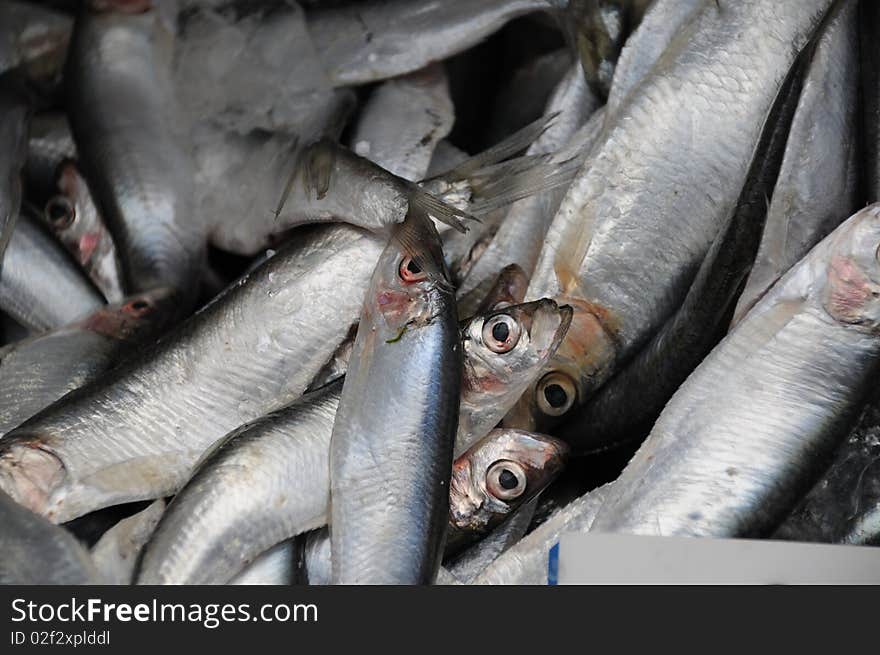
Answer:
xmin=0 ymin=441 xmax=67 ymax=522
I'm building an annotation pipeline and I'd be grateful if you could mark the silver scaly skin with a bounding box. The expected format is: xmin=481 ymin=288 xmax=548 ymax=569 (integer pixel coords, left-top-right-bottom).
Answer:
xmin=732 ymin=0 xmax=860 ymax=323
xmin=0 ymin=224 xmax=384 ymax=524
xmin=518 ymin=0 xmax=836 ymax=431
xmin=0 ymin=212 xmax=105 ymax=333
xmin=135 ymin=299 xmax=568 ymax=584
xmin=330 ymin=210 xmax=461 ymax=584
xmin=90 ymin=499 xmax=166 ymax=585
xmin=0 ymin=489 xmax=99 ymax=585
xmin=590 ymin=205 xmax=880 ymax=538
xmin=229 ymin=542 xmax=295 ymax=586
xmin=66 ymin=3 xmax=201 ymax=305
xmin=0 ymin=288 xmax=173 ymax=436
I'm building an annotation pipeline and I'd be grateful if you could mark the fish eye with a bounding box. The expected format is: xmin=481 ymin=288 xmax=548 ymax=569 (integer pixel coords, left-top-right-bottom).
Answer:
xmin=45 ymin=196 xmax=75 ymax=230
xmin=398 ymin=256 xmax=427 ymax=283
xmin=536 ymin=372 xmax=576 ymax=416
xmin=486 ymin=460 xmax=527 ymax=501
xmin=124 ymin=297 xmax=152 ymax=316
xmin=481 ymin=314 xmax=521 ymax=353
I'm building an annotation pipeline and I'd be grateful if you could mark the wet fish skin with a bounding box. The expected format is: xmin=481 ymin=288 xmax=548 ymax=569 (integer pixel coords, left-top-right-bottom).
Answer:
xmin=446 ymin=429 xmax=568 ymax=555
xmin=0 ymin=489 xmax=99 ymax=585
xmin=774 ymin=388 xmax=880 ymax=546
xmin=590 ymin=204 xmax=880 ymax=538
xmin=0 ymin=225 xmax=384 ymax=523
xmin=0 ymin=212 xmax=105 ymax=333
xmin=0 ymin=288 xmax=173 ymax=436
xmin=471 ymin=483 xmax=611 ymax=584
xmin=44 ymin=161 xmax=126 ymax=303
xmin=66 ymin=5 xmax=201 ymax=304
xmin=330 ymin=212 xmax=461 ymax=584
xmin=0 ymin=85 xmax=29 ymax=259
xmin=24 ymin=112 xmax=76 ymax=204
xmin=558 ymin=5 xmax=824 ymax=452
xmin=137 ymin=381 xmax=342 ymax=585
xmin=229 ymin=541 xmax=294 ymax=586
xmin=733 ymin=0 xmax=860 ymax=323
xmin=523 ymin=0 xmax=836 ymax=430
xmin=307 ymin=0 xmax=558 ymax=86
xmin=91 ymin=499 xmax=165 ymax=585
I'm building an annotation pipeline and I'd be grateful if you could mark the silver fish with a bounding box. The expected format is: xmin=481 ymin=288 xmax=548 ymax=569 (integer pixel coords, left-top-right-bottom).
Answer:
xmin=90 ymin=499 xmax=166 ymax=585
xmin=307 ymin=0 xmax=558 ymax=86
xmin=329 ymin=211 xmax=461 ymax=584
xmin=0 ymin=288 xmax=172 ymax=436
xmin=0 ymin=212 xmax=104 ymax=333
xmin=66 ymin=3 xmax=200 ymax=303
xmin=732 ymin=0 xmax=860 ymax=323
xmin=590 ymin=204 xmax=880 ymax=538
xmin=24 ymin=112 xmax=76 ymax=203
xmin=521 ymin=0 xmax=835 ymax=430
xmin=137 ymin=294 xmax=569 ymax=584
xmin=43 ymin=160 xmax=126 ymax=303
xmin=0 ymin=224 xmax=384 ymax=523
xmin=0 ymin=489 xmax=99 ymax=585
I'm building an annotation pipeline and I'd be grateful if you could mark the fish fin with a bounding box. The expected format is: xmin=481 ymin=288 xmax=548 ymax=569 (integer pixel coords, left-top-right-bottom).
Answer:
xmin=409 ymin=186 xmax=478 ymax=234
xmin=423 ymin=112 xmax=560 ymax=182
xmin=391 ymin=205 xmax=453 ymax=290
xmin=465 ymin=153 xmax=583 ymax=216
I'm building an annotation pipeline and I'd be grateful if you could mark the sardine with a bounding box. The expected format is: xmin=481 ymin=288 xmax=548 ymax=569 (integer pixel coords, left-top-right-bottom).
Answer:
xmin=329 ymin=211 xmax=461 ymax=584
xmin=0 ymin=288 xmax=172 ymax=436
xmin=0 ymin=212 xmax=104 ymax=333
xmin=66 ymin=3 xmax=200 ymax=304
xmin=590 ymin=204 xmax=880 ymax=538
xmin=0 ymin=224 xmax=384 ymax=523
xmin=733 ymin=0 xmax=860 ymax=323
xmin=522 ymin=0 xmax=836 ymax=430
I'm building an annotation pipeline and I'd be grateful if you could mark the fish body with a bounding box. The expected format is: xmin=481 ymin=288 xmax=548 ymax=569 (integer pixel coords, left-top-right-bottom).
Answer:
xmin=590 ymin=204 xmax=880 ymax=538
xmin=0 ymin=213 xmax=104 ymax=333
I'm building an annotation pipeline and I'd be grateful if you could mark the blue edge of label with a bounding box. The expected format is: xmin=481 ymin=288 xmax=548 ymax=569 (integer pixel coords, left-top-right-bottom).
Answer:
xmin=548 ymin=542 xmax=559 ymax=586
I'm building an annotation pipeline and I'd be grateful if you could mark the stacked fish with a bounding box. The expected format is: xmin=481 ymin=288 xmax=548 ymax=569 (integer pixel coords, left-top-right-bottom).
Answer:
xmin=0 ymin=0 xmax=878 ymax=586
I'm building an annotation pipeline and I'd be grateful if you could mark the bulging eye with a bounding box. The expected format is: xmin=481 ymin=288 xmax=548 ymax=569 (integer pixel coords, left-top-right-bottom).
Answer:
xmin=486 ymin=460 xmax=527 ymax=501
xmin=398 ymin=256 xmax=427 ymax=283
xmin=45 ymin=196 xmax=75 ymax=230
xmin=536 ymin=372 xmax=576 ymax=416
xmin=481 ymin=314 xmax=521 ymax=353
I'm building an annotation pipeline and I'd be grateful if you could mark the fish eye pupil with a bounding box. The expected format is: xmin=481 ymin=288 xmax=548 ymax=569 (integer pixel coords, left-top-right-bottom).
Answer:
xmin=406 ymin=259 xmax=422 ymax=275
xmin=491 ymin=321 xmax=509 ymax=343
xmin=498 ymin=469 xmax=518 ymax=490
xmin=544 ymin=384 xmax=568 ymax=409
xmin=131 ymin=300 xmax=149 ymax=311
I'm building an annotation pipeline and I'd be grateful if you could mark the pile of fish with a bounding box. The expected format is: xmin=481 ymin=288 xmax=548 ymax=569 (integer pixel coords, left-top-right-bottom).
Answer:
xmin=1 ymin=0 xmax=879 ymax=586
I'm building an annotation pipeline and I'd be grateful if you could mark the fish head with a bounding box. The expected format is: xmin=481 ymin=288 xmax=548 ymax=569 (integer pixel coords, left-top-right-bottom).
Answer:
xmin=448 ymin=428 xmax=569 ymax=534
xmin=460 ymin=299 xmax=572 ymax=435
xmin=45 ymin=161 xmax=105 ymax=263
xmin=504 ymin=298 xmax=618 ymax=431
xmin=79 ymin=287 xmax=176 ymax=341
xmin=364 ymin=207 xmax=453 ymax=340
xmin=476 ymin=263 xmax=530 ymax=313
xmin=822 ymin=204 xmax=880 ymax=331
